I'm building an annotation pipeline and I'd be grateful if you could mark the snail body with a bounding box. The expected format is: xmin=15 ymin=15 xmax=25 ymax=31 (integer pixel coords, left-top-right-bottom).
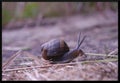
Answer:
xmin=50 ymin=49 xmax=84 ymax=64
xmin=40 ymin=33 xmax=86 ymax=63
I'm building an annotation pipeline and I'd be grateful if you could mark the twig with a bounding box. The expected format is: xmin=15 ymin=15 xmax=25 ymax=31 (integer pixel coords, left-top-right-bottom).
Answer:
xmin=2 ymin=58 xmax=117 ymax=72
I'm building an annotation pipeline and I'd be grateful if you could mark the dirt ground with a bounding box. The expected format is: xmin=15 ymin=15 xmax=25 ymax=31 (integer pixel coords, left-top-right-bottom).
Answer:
xmin=2 ymin=11 xmax=118 ymax=81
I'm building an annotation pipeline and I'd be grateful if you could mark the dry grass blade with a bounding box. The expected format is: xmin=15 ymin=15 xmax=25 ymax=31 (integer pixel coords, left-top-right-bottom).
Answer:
xmin=81 ymin=58 xmax=118 ymax=64
xmin=32 ymin=68 xmax=39 ymax=78
xmin=2 ymin=46 xmax=30 ymax=51
xmin=2 ymin=50 xmax=22 ymax=70
xmin=23 ymin=71 xmax=38 ymax=80
xmin=108 ymin=49 xmax=118 ymax=56
xmin=38 ymin=73 xmax=52 ymax=80
xmin=85 ymin=53 xmax=118 ymax=58
xmin=2 ymin=65 xmax=53 ymax=72
xmin=23 ymin=51 xmax=40 ymax=65
xmin=23 ymin=68 xmax=52 ymax=80
xmin=3 ymin=58 xmax=117 ymax=72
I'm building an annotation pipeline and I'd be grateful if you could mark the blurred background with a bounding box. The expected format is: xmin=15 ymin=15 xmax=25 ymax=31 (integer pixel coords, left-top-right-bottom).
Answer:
xmin=2 ymin=2 xmax=118 ymax=28
xmin=2 ymin=1 xmax=118 ymax=58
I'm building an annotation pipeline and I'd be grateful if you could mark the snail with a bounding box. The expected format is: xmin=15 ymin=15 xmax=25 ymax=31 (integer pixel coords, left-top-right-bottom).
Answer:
xmin=40 ymin=33 xmax=86 ymax=64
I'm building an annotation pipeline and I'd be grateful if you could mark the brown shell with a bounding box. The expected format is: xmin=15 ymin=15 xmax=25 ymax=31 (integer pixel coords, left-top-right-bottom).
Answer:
xmin=41 ymin=39 xmax=69 ymax=60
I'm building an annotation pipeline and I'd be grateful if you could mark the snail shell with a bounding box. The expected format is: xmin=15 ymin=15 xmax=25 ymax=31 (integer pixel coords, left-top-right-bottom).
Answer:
xmin=41 ymin=39 xmax=69 ymax=60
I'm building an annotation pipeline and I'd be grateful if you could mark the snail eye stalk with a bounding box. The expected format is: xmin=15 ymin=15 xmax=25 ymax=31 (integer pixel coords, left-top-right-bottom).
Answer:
xmin=77 ymin=33 xmax=86 ymax=49
xmin=77 ymin=32 xmax=81 ymax=49
xmin=77 ymin=32 xmax=81 ymax=47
